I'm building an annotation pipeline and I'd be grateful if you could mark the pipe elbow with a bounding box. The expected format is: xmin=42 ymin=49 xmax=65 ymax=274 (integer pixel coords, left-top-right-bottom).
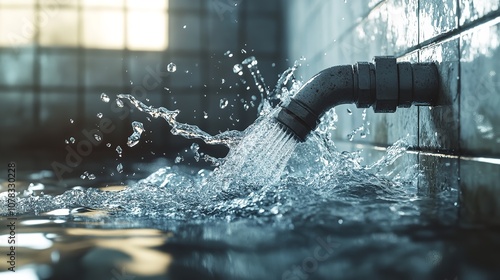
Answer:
xmin=275 ymin=56 xmax=439 ymax=141
xmin=275 ymin=65 xmax=355 ymax=141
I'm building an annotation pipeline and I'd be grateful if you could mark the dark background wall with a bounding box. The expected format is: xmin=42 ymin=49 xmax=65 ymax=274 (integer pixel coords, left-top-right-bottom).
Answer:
xmin=0 ymin=0 xmax=284 ymax=174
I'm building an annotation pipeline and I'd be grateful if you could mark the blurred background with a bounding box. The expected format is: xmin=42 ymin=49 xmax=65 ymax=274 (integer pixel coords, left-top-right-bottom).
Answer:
xmin=0 ymin=0 xmax=285 ymax=172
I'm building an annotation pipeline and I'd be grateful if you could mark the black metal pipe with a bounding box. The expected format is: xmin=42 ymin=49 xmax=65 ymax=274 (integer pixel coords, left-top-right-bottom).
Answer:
xmin=275 ymin=56 xmax=439 ymax=141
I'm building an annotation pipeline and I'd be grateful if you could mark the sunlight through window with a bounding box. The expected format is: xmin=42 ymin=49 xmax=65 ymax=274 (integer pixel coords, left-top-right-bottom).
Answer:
xmin=0 ymin=0 xmax=168 ymax=51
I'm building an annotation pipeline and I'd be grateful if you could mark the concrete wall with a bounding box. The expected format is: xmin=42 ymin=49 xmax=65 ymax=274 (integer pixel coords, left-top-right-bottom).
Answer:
xmin=285 ymin=0 xmax=500 ymax=223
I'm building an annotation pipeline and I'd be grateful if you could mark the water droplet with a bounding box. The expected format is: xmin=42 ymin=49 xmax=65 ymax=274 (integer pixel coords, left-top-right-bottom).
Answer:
xmin=241 ymin=49 xmax=247 ymax=54
xmin=233 ymin=64 xmax=243 ymax=75
xmin=69 ymin=137 xmax=75 ymax=144
xmin=64 ymin=139 xmax=69 ymax=144
xmin=183 ymin=25 xmax=187 ymax=29
xmin=96 ymin=112 xmax=103 ymax=118
xmin=106 ymin=143 xmax=111 ymax=148
xmin=116 ymin=146 xmax=123 ymax=157
xmin=338 ymin=219 xmax=344 ymax=224
xmin=88 ymin=173 xmax=96 ymax=180
xmin=100 ymin=93 xmax=110 ymax=103
xmin=93 ymin=134 xmax=102 ymax=142
xmin=347 ymin=133 xmax=354 ymax=141
xmin=117 ymin=163 xmax=123 ymax=173
xmin=220 ymin=98 xmax=229 ymax=109
xmin=271 ymin=63 xmax=276 ymax=67
xmin=221 ymin=78 xmax=225 ymax=84
xmin=175 ymin=156 xmax=183 ymax=163
xmin=347 ymin=108 xmax=352 ymax=115
xmin=167 ymin=62 xmax=177 ymax=72
xmin=191 ymin=143 xmax=200 ymax=162
xmin=360 ymin=132 xmax=367 ymax=138
xmin=224 ymin=50 xmax=231 ymax=56
xmin=80 ymin=174 xmax=86 ymax=179
xmin=203 ymin=111 xmax=208 ymax=119
xmin=69 ymin=118 xmax=74 ymax=124
xmin=127 ymin=121 xmax=144 ymax=147
xmin=243 ymin=104 xmax=249 ymax=111
xmin=116 ymin=99 xmax=124 ymax=108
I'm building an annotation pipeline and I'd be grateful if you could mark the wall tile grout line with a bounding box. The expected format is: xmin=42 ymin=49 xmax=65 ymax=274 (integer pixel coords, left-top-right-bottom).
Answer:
xmin=456 ymin=0 xmax=463 ymax=214
xmin=405 ymin=10 xmax=500 ymax=57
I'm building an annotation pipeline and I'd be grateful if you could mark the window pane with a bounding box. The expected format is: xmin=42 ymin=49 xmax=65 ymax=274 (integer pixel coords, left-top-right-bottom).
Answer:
xmin=81 ymin=0 xmax=123 ymax=8
xmin=126 ymin=0 xmax=168 ymax=10
xmin=0 ymin=8 xmax=36 ymax=46
xmin=39 ymin=9 xmax=78 ymax=47
xmin=127 ymin=11 xmax=167 ymax=50
xmin=83 ymin=9 xmax=124 ymax=49
xmin=0 ymin=0 xmax=34 ymax=6
xmin=39 ymin=0 xmax=77 ymax=8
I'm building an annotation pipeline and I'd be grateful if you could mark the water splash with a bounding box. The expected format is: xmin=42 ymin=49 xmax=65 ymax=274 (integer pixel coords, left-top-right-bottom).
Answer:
xmin=116 ymin=98 xmax=124 ymax=108
xmin=233 ymin=64 xmax=243 ymax=75
xmin=116 ymin=94 xmax=243 ymax=150
xmin=117 ymin=163 xmax=124 ymax=173
xmin=220 ymin=98 xmax=229 ymax=109
xmin=210 ymin=114 xmax=298 ymax=194
xmin=347 ymin=108 xmax=370 ymax=141
xmin=0 ymin=56 xmax=424 ymax=228
xmin=242 ymin=56 xmax=270 ymax=114
xmin=127 ymin=121 xmax=145 ymax=147
xmin=116 ymin=145 xmax=123 ymax=157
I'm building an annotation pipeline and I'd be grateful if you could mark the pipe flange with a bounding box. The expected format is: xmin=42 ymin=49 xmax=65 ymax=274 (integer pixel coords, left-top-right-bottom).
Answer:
xmin=397 ymin=62 xmax=413 ymax=108
xmin=276 ymin=99 xmax=318 ymax=141
xmin=412 ymin=63 xmax=439 ymax=105
xmin=373 ymin=56 xmax=398 ymax=112
xmin=355 ymin=62 xmax=374 ymax=108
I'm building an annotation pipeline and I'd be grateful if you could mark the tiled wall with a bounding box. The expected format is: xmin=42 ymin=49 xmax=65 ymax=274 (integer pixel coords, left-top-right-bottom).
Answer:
xmin=285 ymin=0 xmax=500 ymax=223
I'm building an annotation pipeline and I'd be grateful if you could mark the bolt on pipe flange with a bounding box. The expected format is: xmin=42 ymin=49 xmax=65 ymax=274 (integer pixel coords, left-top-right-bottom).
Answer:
xmin=354 ymin=62 xmax=375 ymax=108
